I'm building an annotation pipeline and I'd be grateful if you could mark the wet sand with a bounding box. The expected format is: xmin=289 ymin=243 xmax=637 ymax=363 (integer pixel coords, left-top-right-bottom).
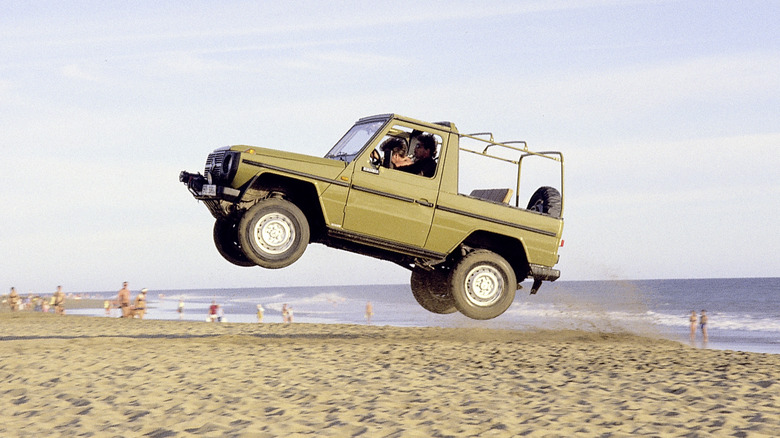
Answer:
xmin=1 ymin=312 xmax=778 ymax=437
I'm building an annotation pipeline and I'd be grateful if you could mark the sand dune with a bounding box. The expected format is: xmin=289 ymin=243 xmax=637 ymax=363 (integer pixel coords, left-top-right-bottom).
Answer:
xmin=1 ymin=312 xmax=778 ymax=437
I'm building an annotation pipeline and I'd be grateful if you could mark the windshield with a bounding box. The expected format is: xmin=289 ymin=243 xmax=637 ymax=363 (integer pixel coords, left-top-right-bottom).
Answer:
xmin=325 ymin=119 xmax=387 ymax=163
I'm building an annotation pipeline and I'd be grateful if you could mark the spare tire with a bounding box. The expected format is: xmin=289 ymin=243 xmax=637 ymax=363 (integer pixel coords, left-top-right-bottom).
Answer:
xmin=526 ymin=186 xmax=562 ymax=218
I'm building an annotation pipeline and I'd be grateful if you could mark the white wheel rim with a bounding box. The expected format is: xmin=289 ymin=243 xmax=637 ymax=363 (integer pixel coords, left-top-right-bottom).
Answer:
xmin=252 ymin=212 xmax=295 ymax=255
xmin=464 ymin=265 xmax=504 ymax=306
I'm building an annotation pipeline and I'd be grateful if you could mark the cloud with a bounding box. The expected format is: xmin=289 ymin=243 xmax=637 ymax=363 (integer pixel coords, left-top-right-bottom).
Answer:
xmin=491 ymin=51 xmax=780 ymax=117
xmin=568 ymin=132 xmax=780 ymax=196
xmin=2 ymin=1 xmax=656 ymax=55
xmin=61 ymin=63 xmax=102 ymax=82
xmin=592 ymin=52 xmax=779 ymax=105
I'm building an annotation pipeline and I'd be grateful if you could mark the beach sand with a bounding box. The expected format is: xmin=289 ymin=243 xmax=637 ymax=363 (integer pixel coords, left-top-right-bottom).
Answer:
xmin=1 ymin=312 xmax=778 ymax=437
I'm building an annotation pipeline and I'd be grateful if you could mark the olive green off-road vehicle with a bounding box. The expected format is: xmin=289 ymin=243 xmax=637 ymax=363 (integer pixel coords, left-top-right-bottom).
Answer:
xmin=180 ymin=114 xmax=564 ymax=320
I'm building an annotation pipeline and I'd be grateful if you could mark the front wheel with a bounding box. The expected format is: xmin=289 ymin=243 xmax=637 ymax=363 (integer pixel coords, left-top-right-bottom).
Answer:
xmin=410 ymin=268 xmax=456 ymax=314
xmin=449 ymin=250 xmax=517 ymax=320
xmin=238 ymin=198 xmax=310 ymax=269
xmin=213 ymin=220 xmax=255 ymax=267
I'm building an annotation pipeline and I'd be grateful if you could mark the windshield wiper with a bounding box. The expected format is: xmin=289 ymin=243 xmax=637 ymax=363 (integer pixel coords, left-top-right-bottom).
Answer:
xmin=328 ymin=152 xmax=351 ymax=162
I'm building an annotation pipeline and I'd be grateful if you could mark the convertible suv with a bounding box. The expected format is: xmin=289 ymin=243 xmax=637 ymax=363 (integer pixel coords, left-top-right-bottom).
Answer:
xmin=180 ymin=114 xmax=564 ymax=320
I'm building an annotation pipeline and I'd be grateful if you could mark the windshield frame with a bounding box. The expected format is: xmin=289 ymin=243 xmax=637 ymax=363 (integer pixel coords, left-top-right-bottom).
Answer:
xmin=324 ymin=117 xmax=390 ymax=163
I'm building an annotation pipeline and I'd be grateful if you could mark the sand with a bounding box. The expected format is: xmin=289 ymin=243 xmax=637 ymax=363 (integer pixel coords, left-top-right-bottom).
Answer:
xmin=1 ymin=312 xmax=778 ymax=437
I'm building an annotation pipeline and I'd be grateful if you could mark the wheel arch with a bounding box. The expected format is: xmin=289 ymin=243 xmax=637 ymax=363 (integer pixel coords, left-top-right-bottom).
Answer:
xmin=241 ymin=173 xmax=327 ymax=240
xmin=460 ymin=230 xmax=531 ymax=284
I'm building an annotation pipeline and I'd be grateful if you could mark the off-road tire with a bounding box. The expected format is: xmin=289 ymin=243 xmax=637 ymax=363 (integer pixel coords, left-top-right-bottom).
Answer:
xmin=527 ymin=186 xmax=562 ymax=218
xmin=238 ymin=198 xmax=310 ymax=269
xmin=213 ymin=219 xmax=255 ymax=267
xmin=410 ymin=267 xmax=457 ymax=314
xmin=449 ymin=250 xmax=517 ymax=320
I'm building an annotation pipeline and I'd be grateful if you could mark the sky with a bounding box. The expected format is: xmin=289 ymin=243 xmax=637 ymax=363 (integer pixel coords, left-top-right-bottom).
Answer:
xmin=1 ymin=0 xmax=778 ymax=294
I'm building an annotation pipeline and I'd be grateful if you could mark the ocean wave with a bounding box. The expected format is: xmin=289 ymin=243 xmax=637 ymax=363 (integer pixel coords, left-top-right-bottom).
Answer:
xmin=505 ymin=303 xmax=780 ymax=333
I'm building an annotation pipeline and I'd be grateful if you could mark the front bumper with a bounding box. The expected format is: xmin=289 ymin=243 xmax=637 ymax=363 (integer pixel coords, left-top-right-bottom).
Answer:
xmin=179 ymin=171 xmax=240 ymax=202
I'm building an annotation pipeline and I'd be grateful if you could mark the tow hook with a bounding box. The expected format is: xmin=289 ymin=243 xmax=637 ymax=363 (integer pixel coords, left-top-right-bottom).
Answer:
xmin=530 ymin=278 xmax=543 ymax=295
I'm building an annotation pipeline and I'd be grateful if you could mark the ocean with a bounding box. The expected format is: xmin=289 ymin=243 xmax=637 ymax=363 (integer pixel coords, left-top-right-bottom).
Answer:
xmin=67 ymin=277 xmax=780 ymax=355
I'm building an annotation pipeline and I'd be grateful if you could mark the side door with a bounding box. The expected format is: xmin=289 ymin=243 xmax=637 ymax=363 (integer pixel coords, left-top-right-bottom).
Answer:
xmin=342 ymin=123 xmax=446 ymax=248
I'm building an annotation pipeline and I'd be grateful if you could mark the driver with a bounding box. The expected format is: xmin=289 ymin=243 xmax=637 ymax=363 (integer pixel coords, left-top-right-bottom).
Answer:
xmin=397 ymin=132 xmax=437 ymax=177
xmin=379 ymin=137 xmax=412 ymax=169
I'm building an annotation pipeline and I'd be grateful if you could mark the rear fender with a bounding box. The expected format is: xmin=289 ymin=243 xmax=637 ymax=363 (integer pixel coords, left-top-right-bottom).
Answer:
xmin=460 ymin=231 xmax=530 ymax=282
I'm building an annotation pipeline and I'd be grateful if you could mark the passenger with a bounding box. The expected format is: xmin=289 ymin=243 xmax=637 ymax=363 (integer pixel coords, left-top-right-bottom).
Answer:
xmin=379 ymin=137 xmax=412 ymax=169
xmin=397 ymin=132 xmax=437 ymax=177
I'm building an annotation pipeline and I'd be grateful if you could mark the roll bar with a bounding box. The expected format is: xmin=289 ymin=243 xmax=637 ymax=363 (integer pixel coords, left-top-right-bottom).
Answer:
xmin=459 ymin=132 xmax=565 ymax=215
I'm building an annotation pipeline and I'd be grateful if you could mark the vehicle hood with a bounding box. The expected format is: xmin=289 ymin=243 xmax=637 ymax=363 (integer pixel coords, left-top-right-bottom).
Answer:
xmin=229 ymin=145 xmax=348 ymax=187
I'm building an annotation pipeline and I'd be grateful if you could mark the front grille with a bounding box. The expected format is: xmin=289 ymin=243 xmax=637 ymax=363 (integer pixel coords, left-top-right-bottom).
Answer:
xmin=205 ymin=150 xmax=228 ymax=181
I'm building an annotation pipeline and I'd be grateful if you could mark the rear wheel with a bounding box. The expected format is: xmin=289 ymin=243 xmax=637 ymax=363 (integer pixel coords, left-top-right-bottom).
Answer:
xmin=238 ymin=198 xmax=310 ymax=269
xmin=449 ymin=250 xmax=517 ymax=320
xmin=213 ymin=220 xmax=255 ymax=267
xmin=410 ymin=267 xmax=456 ymax=314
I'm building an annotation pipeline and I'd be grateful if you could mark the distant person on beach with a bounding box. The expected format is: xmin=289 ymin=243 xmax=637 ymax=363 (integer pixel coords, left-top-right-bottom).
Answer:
xmin=117 ymin=282 xmax=131 ymax=318
xmin=256 ymin=304 xmax=264 ymax=323
xmin=9 ymin=287 xmax=20 ymax=312
xmin=104 ymin=300 xmax=111 ymax=316
xmin=134 ymin=289 xmax=148 ymax=319
xmin=689 ymin=310 xmax=697 ymax=343
xmin=178 ymin=299 xmax=184 ymax=319
xmin=208 ymin=301 xmax=218 ymax=322
xmin=700 ymin=310 xmax=708 ymax=343
xmin=287 ymin=306 xmax=294 ymax=323
xmin=365 ymin=301 xmax=373 ymax=324
xmin=53 ymin=286 xmax=65 ymax=315
xmin=282 ymin=304 xmax=289 ymax=323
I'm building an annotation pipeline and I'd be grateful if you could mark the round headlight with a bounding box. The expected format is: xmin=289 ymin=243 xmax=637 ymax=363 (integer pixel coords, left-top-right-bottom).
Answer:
xmin=221 ymin=153 xmax=233 ymax=175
